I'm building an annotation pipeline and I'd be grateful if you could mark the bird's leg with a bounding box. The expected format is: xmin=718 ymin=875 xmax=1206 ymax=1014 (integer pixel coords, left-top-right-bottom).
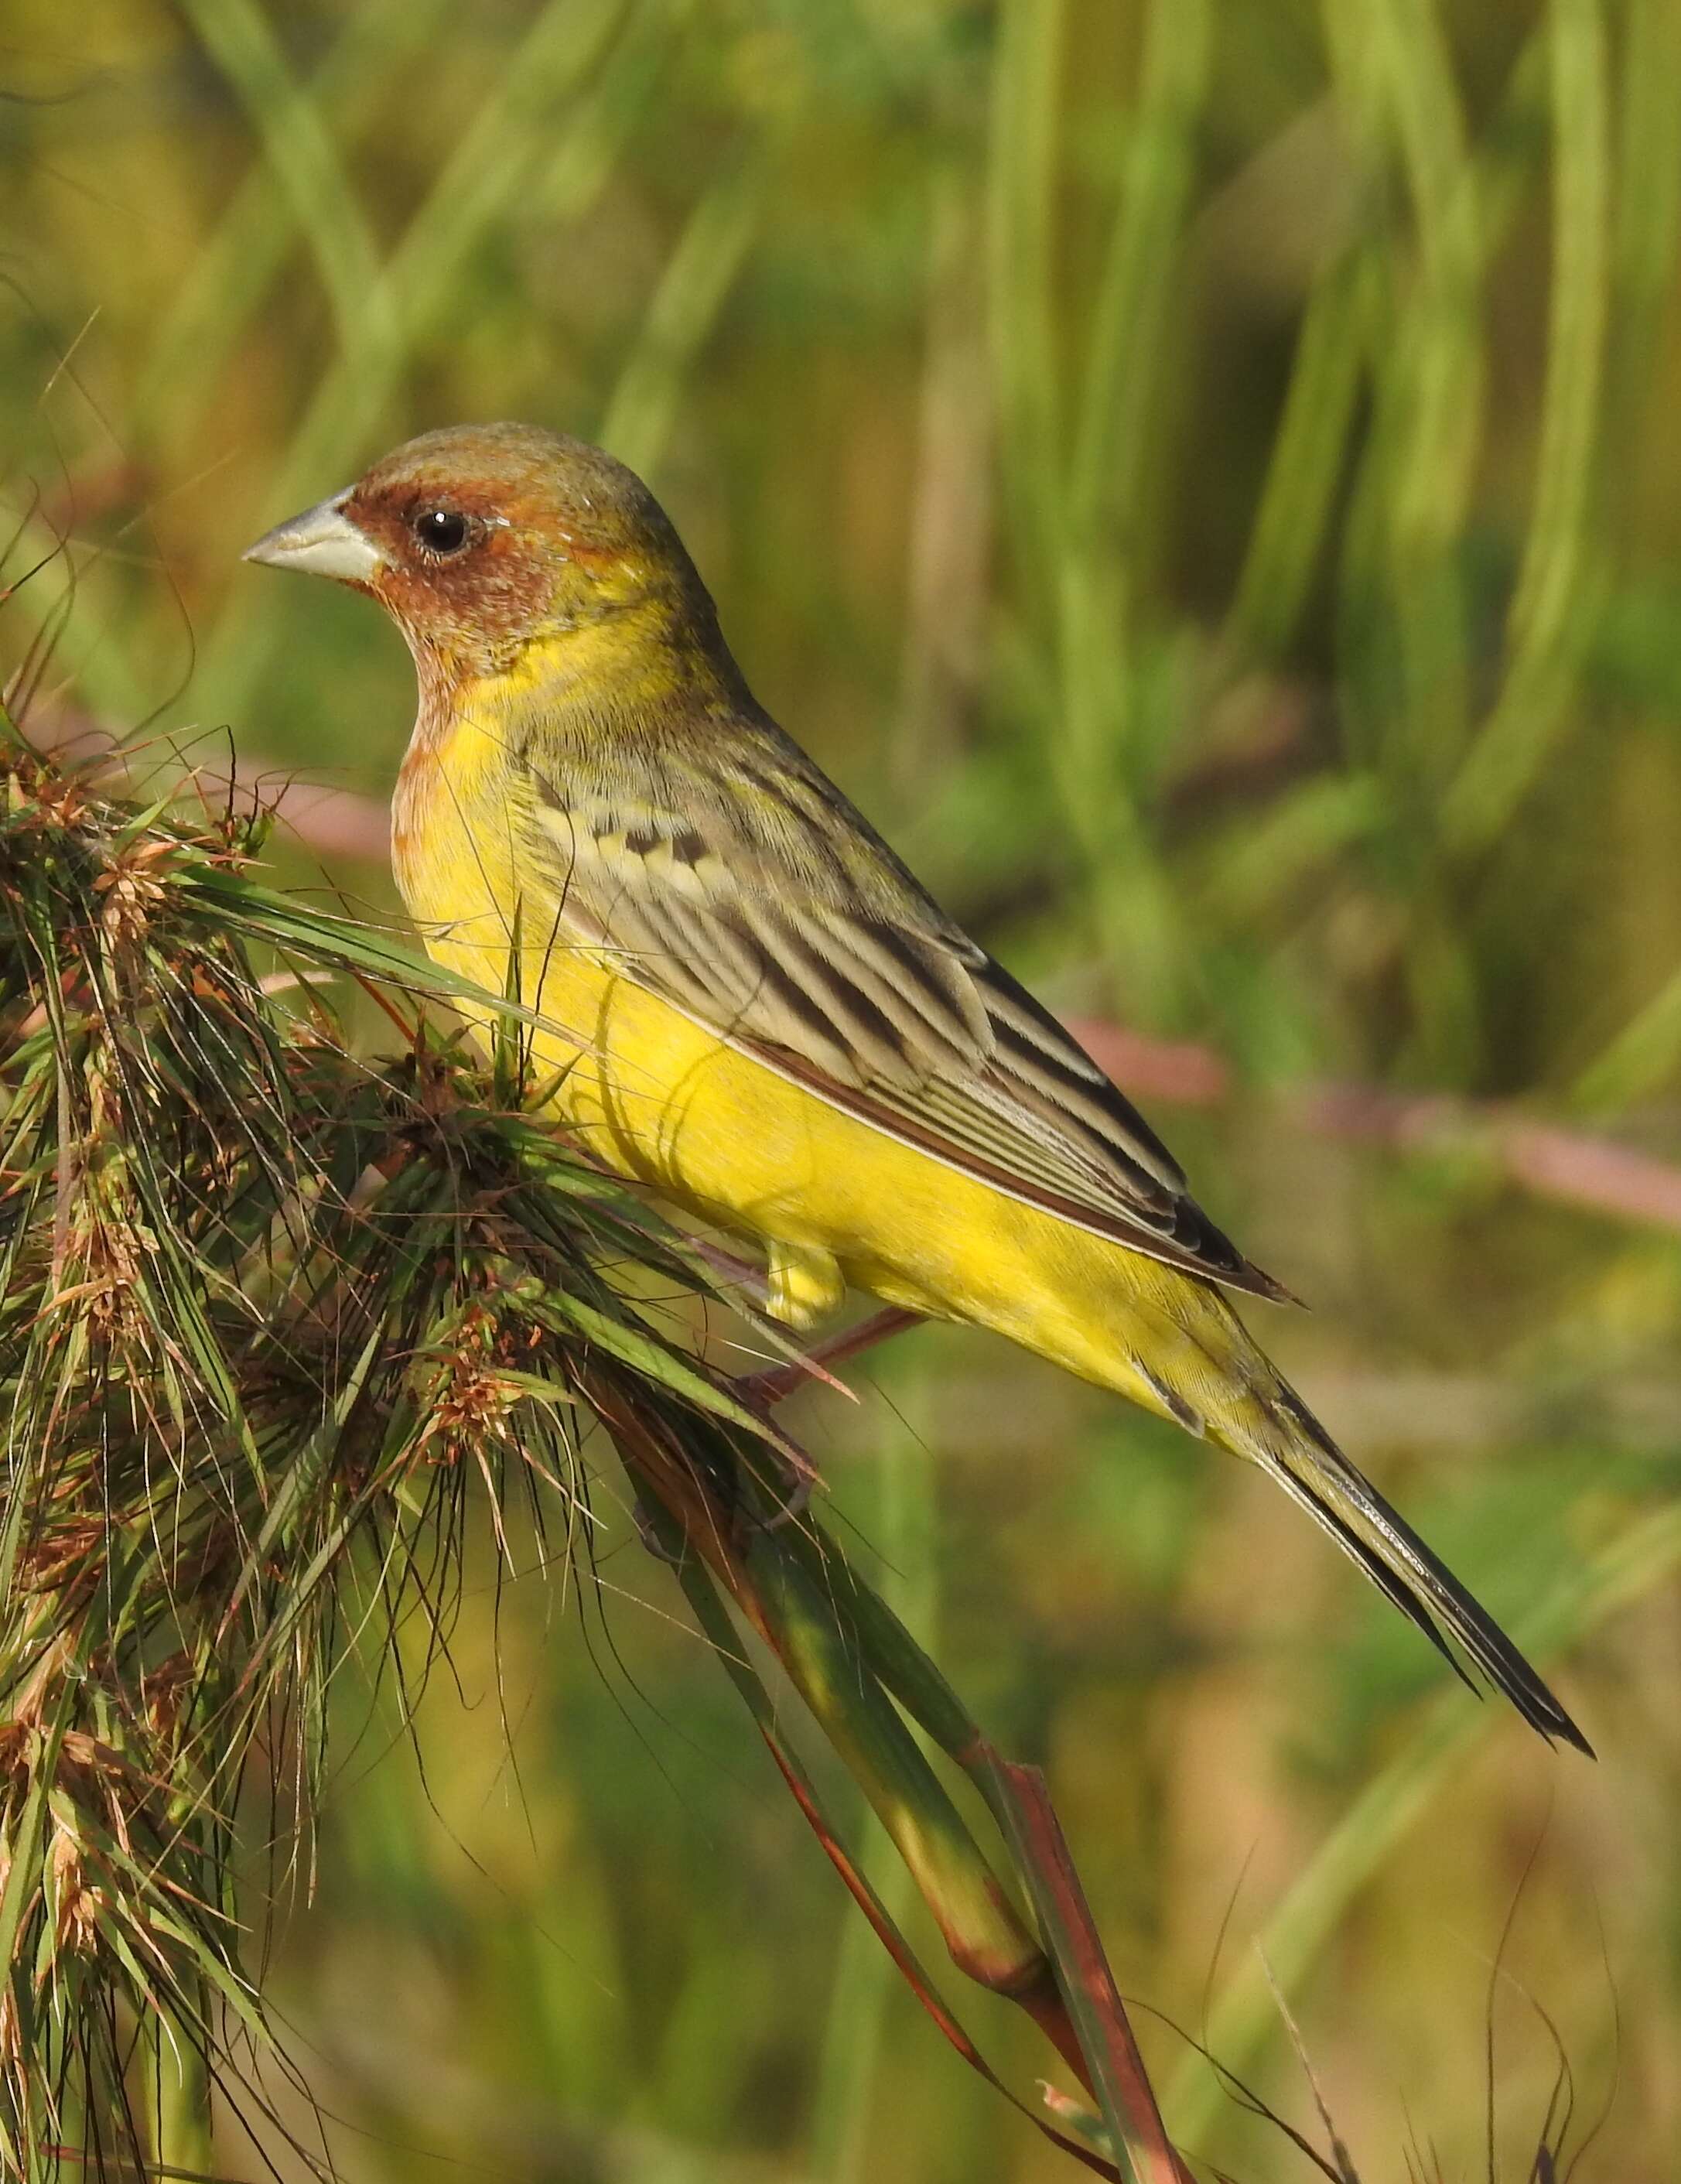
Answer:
xmin=736 ymin=1304 xmax=924 ymax=1410
xmin=682 ymin=1236 xmax=923 ymax=1530
xmin=722 ymin=1309 xmax=925 ymax=1543
xmin=688 ymin=1237 xmax=772 ymax=1307
xmin=632 ymin=1497 xmax=688 ymax=1567
xmin=688 ymin=1232 xmax=921 ymax=1406
xmin=632 ymin=1300 xmax=920 ymax=1561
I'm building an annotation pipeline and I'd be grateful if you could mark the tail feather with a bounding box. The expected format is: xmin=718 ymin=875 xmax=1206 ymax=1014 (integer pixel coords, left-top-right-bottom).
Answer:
xmin=1256 ymin=1383 xmax=1591 ymax=1755
xmin=1004 ymin=1232 xmax=1589 ymax=1752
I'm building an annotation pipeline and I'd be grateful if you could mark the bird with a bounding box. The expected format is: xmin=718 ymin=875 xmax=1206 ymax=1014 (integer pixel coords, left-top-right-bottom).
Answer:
xmin=244 ymin=422 xmax=1588 ymax=1754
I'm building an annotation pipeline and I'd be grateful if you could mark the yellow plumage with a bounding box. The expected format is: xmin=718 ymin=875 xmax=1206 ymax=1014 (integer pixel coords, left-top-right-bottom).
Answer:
xmin=244 ymin=420 xmax=1588 ymax=1752
xmin=394 ymin=666 xmax=1259 ymax=1428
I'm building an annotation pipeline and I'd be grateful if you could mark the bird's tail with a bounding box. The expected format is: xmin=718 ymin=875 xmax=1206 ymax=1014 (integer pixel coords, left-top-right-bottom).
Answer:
xmin=1244 ymin=1376 xmax=1589 ymax=1752
xmin=1116 ymin=1294 xmax=1591 ymax=1755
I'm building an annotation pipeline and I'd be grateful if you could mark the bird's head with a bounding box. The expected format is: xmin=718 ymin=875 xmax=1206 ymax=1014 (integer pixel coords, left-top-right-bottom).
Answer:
xmin=243 ymin=422 xmax=718 ymax=683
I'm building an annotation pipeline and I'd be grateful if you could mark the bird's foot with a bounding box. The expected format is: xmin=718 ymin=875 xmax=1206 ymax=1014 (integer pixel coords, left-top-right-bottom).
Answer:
xmin=750 ymin=1460 xmax=815 ymax=1534
xmin=632 ymin=1499 xmax=688 ymax=1567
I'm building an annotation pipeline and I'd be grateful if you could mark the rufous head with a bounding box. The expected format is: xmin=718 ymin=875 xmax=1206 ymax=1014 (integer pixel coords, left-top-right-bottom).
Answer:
xmin=243 ymin=422 xmax=716 ymax=678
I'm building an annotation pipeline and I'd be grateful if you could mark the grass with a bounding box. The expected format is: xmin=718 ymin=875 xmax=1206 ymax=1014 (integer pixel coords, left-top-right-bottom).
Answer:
xmin=4 ymin=0 xmax=1681 ymax=2176
xmin=0 ymin=716 xmax=1226 ymax=2179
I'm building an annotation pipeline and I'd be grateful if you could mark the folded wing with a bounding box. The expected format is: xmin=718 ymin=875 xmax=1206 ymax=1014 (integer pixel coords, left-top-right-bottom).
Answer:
xmin=524 ymin=737 xmax=1284 ymax=1300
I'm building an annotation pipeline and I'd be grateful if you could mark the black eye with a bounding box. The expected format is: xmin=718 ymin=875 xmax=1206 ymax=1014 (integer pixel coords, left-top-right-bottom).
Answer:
xmin=412 ymin=508 xmax=470 ymax=556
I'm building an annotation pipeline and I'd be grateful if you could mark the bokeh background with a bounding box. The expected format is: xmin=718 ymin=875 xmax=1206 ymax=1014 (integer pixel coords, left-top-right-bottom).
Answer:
xmin=5 ymin=0 xmax=1681 ymax=2176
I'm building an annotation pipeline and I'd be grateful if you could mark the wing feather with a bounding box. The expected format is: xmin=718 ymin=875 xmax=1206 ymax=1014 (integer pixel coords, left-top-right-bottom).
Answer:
xmin=524 ymin=756 xmax=1285 ymax=1300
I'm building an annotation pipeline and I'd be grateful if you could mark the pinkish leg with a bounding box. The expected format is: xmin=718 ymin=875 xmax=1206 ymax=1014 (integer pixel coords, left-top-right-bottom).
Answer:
xmin=736 ymin=1305 xmax=924 ymax=1409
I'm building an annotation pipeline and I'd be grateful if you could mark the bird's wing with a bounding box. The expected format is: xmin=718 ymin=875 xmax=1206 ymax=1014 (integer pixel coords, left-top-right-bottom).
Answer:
xmin=524 ymin=739 xmax=1284 ymax=1300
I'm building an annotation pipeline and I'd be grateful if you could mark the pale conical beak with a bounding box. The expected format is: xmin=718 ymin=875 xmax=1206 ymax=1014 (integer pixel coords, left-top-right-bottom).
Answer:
xmin=241 ymin=490 xmax=382 ymax=583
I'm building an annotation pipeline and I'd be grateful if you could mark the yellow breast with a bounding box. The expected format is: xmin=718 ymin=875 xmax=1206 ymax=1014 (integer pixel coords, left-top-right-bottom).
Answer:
xmin=389 ymin=683 xmax=1214 ymax=1418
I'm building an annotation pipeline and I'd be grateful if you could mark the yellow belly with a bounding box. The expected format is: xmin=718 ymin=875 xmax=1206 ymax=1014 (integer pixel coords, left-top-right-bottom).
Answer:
xmin=378 ymin=709 xmax=1572 ymax=1746
xmin=414 ymin=898 xmax=1245 ymax=1417
xmin=427 ymin=906 xmax=1062 ymax=1330
xmin=389 ymin=704 xmax=1259 ymax=1430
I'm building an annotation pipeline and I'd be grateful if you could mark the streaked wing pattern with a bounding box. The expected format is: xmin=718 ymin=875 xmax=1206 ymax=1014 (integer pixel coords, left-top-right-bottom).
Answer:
xmin=530 ymin=788 xmax=991 ymax=1089
xmin=750 ymin=962 xmax=1283 ymax=1297
xmin=527 ymin=764 xmax=1283 ymax=1299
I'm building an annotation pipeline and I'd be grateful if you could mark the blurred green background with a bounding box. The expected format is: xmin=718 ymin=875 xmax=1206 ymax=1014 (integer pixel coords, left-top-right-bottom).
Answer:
xmin=5 ymin=0 xmax=1681 ymax=2175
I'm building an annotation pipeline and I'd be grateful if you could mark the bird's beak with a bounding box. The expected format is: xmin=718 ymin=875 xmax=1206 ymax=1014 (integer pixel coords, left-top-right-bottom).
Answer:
xmin=241 ymin=490 xmax=382 ymax=584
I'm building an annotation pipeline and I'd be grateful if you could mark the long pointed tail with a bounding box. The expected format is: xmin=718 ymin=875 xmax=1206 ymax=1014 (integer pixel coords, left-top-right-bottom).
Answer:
xmin=1119 ymin=1294 xmax=1591 ymax=1755
xmin=1252 ymin=1377 xmax=1590 ymax=1753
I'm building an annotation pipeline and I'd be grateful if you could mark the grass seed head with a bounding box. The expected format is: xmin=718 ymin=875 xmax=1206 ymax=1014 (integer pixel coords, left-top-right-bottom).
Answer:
xmin=0 ymin=723 xmax=769 ymax=2175
xmin=46 ymin=1820 xmax=106 ymax=1960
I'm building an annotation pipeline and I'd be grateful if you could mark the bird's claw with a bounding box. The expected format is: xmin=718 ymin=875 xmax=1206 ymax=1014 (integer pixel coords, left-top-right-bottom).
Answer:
xmin=632 ymin=1499 xmax=688 ymax=1567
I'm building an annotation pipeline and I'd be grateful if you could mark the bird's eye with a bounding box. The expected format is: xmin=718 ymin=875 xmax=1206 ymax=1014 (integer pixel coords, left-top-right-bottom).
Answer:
xmin=412 ymin=508 xmax=471 ymax=557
